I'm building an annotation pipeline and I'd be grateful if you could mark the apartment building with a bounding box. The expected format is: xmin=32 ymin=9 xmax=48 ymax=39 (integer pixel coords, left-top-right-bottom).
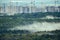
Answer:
xmin=58 ymin=6 xmax=60 ymax=12
xmin=0 ymin=5 xmax=60 ymax=15
xmin=46 ymin=6 xmax=59 ymax=12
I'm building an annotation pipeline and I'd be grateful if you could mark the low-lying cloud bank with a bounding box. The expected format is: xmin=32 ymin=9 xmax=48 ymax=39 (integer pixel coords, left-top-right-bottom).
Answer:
xmin=9 ymin=22 xmax=60 ymax=32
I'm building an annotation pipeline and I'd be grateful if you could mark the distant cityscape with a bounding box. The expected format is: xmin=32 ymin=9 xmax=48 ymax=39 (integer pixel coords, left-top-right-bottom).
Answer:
xmin=0 ymin=0 xmax=60 ymax=15
xmin=0 ymin=5 xmax=60 ymax=15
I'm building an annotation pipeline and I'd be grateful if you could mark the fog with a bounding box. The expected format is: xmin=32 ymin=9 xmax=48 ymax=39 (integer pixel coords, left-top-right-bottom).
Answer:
xmin=9 ymin=22 xmax=60 ymax=32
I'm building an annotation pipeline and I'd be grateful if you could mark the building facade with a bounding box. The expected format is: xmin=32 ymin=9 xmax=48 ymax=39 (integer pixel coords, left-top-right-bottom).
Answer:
xmin=0 ymin=6 xmax=60 ymax=15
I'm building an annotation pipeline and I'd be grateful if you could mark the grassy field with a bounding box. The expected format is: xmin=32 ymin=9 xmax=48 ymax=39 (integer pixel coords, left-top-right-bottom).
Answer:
xmin=0 ymin=30 xmax=60 ymax=40
xmin=0 ymin=12 xmax=60 ymax=40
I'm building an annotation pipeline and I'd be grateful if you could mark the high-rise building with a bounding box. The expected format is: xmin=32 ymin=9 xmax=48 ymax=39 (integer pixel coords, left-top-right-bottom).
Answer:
xmin=58 ymin=6 xmax=60 ymax=12
xmin=0 ymin=5 xmax=60 ymax=15
xmin=46 ymin=6 xmax=59 ymax=12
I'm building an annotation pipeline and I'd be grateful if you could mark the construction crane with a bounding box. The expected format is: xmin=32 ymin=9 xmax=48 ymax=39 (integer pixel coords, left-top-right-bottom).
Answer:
xmin=30 ymin=0 xmax=36 ymax=13
xmin=55 ymin=0 xmax=58 ymax=6
xmin=2 ymin=3 xmax=6 ymax=13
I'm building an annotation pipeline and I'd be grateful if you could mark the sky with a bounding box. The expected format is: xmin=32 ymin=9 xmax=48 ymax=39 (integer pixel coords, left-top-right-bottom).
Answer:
xmin=0 ymin=0 xmax=60 ymax=6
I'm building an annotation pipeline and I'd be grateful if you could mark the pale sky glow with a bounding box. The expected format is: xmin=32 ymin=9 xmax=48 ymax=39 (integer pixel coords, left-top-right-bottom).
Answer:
xmin=11 ymin=1 xmax=23 ymax=2
xmin=0 ymin=0 xmax=60 ymax=6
